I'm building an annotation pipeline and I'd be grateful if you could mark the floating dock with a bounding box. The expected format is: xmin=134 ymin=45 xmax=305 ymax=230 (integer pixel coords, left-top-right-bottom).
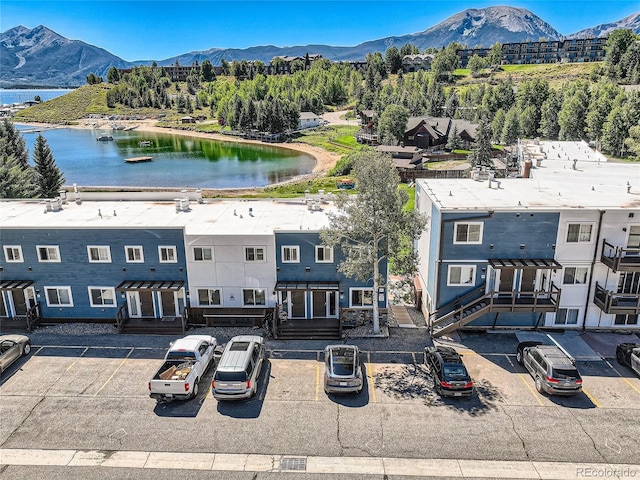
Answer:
xmin=124 ymin=156 xmax=154 ymax=163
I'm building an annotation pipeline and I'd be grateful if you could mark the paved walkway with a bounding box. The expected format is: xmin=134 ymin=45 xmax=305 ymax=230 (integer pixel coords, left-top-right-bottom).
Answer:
xmin=1 ymin=448 xmax=637 ymax=478
xmin=391 ymin=305 xmax=416 ymax=328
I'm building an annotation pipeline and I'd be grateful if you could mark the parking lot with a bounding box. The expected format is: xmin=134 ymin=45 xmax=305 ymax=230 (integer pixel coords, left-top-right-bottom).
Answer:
xmin=1 ymin=330 xmax=640 ymax=476
xmin=3 ymin=337 xmax=640 ymax=411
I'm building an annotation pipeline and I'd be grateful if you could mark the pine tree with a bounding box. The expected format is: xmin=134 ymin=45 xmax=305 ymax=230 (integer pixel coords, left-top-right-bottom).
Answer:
xmin=33 ymin=134 xmax=64 ymax=198
xmin=468 ymin=120 xmax=493 ymax=169
xmin=0 ymin=120 xmax=34 ymax=198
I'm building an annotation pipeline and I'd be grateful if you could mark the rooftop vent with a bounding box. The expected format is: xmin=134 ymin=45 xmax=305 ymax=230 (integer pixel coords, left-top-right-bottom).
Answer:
xmin=174 ymin=197 xmax=190 ymax=212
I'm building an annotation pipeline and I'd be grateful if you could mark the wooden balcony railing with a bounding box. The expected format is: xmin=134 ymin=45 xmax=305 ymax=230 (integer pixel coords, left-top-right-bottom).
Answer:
xmin=594 ymin=282 xmax=640 ymax=315
xmin=601 ymin=239 xmax=640 ymax=273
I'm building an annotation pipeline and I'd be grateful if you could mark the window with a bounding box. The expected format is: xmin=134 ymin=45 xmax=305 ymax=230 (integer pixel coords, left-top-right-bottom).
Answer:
xmin=555 ymin=308 xmax=579 ymax=325
xmin=125 ymin=246 xmax=144 ymax=263
xmin=37 ymin=245 xmax=60 ymax=262
xmin=566 ymin=224 xmax=593 ymax=243
xmin=628 ymin=226 xmax=640 ymax=249
xmin=447 ymin=265 xmax=476 ymax=286
xmin=315 ymin=246 xmax=333 ymax=263
xmin=454 ymin=222 xmax=483 ymax=244
xmin=563 ymin=267 xmax=588 ymax=285
xmin=88 ymin=287 xmax=116 ymax=307
xmin=45 ymin=287 xmax=73 ymax=306
xmin=243 ymin=289 xmax=266 ymax=306
xmin=87 ymin=246 xmax=111 ymax=263
xmin=193 ymin=247 xmax=213 ymax=262
xmin=282 ymin=246 xmax=300 ymax=263
xmin=615 ymin=314 xmax=638 ymax=326
xmin=4 ymin=246 xmax=23 ymax=263
xmin=158 ymin=246 xmax=177 ymax=263
xmin=350 ymin=288 xmax=374 ymax=308
xmin=245 ymin=247 xmax=265 ymax=262
xmin=197 ymin=288 xmax=221 ymax=306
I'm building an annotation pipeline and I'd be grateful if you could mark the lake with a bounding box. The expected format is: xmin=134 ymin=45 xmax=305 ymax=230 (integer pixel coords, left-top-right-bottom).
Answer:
xmin=18 ymin=126 xmax=317 ymax=189
xmin=0 ymin=88 xmax=73 ymax=105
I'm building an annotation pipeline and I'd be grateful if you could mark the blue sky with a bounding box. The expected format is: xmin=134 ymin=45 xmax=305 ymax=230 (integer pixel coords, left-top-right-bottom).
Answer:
xmin=2 ymin=1 xmax=638 ymax=61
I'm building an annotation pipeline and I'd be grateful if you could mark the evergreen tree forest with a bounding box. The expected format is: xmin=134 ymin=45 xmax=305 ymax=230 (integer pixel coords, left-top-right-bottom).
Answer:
xmin=100 ymin=30 xmax=640 ymax=158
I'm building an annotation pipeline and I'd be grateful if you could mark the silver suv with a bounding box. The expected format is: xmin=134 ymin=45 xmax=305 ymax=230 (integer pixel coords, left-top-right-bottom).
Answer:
xmin=516 ymin=341 xmax=582 ymax=396
xmin=211 ymin=335 xmax=265 ymax=400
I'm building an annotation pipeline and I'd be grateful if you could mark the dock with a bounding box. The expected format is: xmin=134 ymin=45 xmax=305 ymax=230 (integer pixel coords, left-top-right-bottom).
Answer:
xmin=124 ymin=156 xmax=154 ymax=163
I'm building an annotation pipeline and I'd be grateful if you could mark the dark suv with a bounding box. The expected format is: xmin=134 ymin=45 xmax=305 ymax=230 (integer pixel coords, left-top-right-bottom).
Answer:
xmin=424 ymin=346 xmax=473 ymax=397
xmin=516 ymin=341 xmax=582 ymax=396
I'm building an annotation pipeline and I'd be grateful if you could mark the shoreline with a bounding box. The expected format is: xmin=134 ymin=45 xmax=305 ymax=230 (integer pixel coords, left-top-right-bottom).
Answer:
xmin=18 ymin=119 xmax=341 ymax=195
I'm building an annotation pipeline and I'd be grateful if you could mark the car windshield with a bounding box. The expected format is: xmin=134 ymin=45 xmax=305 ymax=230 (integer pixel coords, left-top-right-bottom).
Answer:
xmin=552 ymin=368 xmax=580 ymax=379
xmin=443 ymin=365 xmax=468 ymax=378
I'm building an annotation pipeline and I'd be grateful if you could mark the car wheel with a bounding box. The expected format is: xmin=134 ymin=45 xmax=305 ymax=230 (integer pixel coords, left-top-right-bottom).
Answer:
xmin=535 ymin=376 xmax=545 ymax=395
xmin=23 ymin=342 xmax=31 ymax=356
xmin=191 ymin=380 xmax=199 ymax=399
xmin=516 ymin=350 xmax=523 ymax=365
xmin=616 ymin=349 xmax=625 ymax=366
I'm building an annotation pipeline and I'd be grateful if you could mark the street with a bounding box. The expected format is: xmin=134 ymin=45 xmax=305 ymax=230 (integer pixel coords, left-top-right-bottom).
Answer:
xmin=1 ymin=329 xmax=639 ymax=479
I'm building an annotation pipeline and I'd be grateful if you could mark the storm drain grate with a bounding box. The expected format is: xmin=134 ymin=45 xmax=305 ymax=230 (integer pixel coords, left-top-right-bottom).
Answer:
xmin=280 ymin=457 xmax=307 ymax=471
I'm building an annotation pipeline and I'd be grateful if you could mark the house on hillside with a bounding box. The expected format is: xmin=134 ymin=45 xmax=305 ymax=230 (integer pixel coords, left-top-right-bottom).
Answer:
xmin=402 ymin=54 xmax=433 ymax=73
xmin=298 ymin=112 xmax=323 ymax=130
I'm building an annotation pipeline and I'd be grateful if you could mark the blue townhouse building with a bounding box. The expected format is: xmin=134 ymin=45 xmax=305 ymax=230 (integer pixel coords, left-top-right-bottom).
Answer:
xmin=1 ymin=194 xmax=384 ymax=338
xmin=274 ymin=231 xmax=387 ymax=337
xmin=416 ymin=140 xmax=640 ymax=337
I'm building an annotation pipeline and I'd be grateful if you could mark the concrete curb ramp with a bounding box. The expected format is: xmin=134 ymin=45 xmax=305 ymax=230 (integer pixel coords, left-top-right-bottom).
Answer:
xmin=1 ymin=448 xmax=638 ymax=479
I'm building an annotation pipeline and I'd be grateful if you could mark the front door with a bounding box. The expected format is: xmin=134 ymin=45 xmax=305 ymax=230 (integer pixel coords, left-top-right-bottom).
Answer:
xmin=160 ymin=291 xmax=177 ymax=317
xmin=521 ymin=269 xmax=536 ymax=293
xmin=312 ymin=291 xmax=338 ymax=318
xmin=140 ymin=290 xmax=155 ymax=317
xmin=499 ymin=269 xmax=515 ymax=293
xmin=290 ymin=290 xmax=306 ymax=319
xmin=12 ymin=290 xmax=27 ymax=316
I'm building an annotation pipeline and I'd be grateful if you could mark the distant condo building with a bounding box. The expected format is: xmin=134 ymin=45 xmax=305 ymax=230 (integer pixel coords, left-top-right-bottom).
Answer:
xmin=457 ymin=37 xmax=607 ymax=67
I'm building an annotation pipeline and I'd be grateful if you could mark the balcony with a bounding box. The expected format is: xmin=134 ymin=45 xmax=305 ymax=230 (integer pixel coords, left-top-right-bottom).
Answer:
xmin=601 ymin=239 xmax=640 ymax=272
xmin=594 ymin=283 xmax=640 ymax=315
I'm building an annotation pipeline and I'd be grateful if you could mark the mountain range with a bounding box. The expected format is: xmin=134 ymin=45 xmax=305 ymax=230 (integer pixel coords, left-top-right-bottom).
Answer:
xmin=1 ymin=6 xmax=639 ymax=88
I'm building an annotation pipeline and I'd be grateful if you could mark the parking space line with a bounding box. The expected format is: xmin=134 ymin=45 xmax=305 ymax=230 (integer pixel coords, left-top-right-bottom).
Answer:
xmin=64 ymin=347 xmax=89 ymax=373
xmin=604 ymin=359 xmax=640 ymax=396
xmin=411 ymin=352 xmax=417 ymax=364
xmin=367 ymin=352 xmax=377 ymax=403
xmin=582 ymin=388 xmax=601 ymax=408
xmin=93 ymin=348 xmax=134 ymax=396
xmin=315 ymin=362 xmax=320 ymax=402
xmin=518 ymin=374 xmax=544 ymax=406
xmin=504 ymin=354 xmax=515 ymax=369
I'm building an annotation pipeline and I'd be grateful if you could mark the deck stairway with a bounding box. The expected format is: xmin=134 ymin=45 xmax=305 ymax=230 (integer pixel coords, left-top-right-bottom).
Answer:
xmin=275 ymin=318 xmax=341 ymax=340
xmin=430 ymin=293 xmax=491 ymax=338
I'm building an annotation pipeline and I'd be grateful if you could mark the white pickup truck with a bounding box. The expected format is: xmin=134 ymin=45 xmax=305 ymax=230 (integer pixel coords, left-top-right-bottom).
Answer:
xmin=149 ymin=335 xmax=217 ymax=402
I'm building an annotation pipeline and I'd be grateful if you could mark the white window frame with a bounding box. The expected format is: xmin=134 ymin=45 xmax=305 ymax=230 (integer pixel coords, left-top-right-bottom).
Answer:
xmin=4 ymin=245 xmax=23 ymax=263
xmin=566 ymin=223 xmax=593 ymax=243
xmin=447 ymin=265 xmax=476 ymax=286
xmin=563 ymin=267 xmax=589 ymax=285
xmin=158 ymin=246 xmax=177 ymax=263
xmin=242 ymin=288 xmax=266 ymax=306
xmin=453 ymin=222 xmax=483 ymax=244
xmin=282 ymin=246 xmax=300 ymax=263
xmin=37 ymin=245 xmax=61 ymax=263
xmin=315 ymin=245 xmax=334 ymax=263
xmin=88 ymin=287 xmax=116 ymax=307
xmin=350 ymin=288 xmax=374 ymax=308
xmin=44 ymin=286 xmax=73 ymax=307
xmin=125 ymin=246 xmax=144 ymax=263
xmin=197 ymin=288 xmax=222 ymax=306
xmin=87 ymin=245 xmax=112 ymax=263
xmin=245 ymin=246 xmax=266 ymax=262
xmin=555 ymin=308 xmax=579 ymax=325
xmin=193 ymin=246 xmax=213 ymax=262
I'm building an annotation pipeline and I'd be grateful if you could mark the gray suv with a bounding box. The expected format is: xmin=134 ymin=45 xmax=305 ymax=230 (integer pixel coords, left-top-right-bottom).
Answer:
xmin=516 ymin=341 xmax=583 ymax=396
